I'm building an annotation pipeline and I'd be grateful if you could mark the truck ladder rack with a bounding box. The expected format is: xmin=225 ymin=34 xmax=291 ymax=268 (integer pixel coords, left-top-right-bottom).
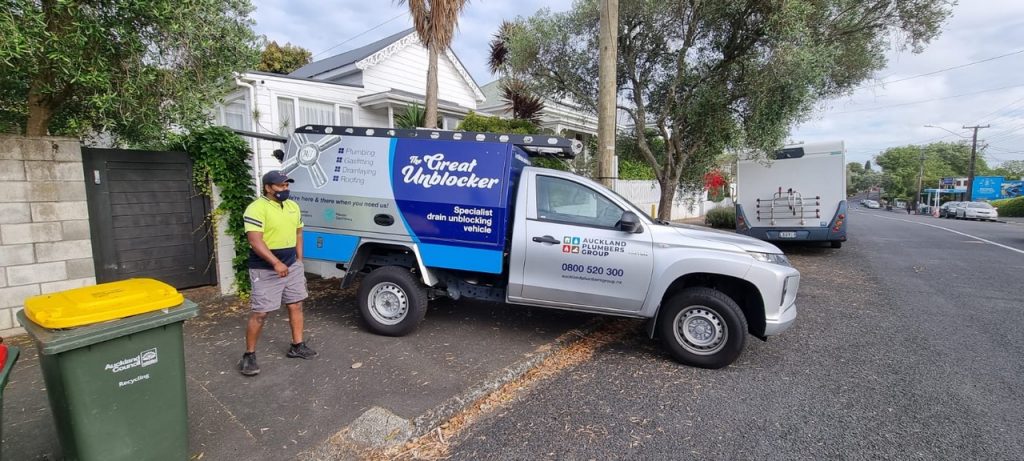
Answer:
xmin=290 ymin=125 xmax=582 ymax=158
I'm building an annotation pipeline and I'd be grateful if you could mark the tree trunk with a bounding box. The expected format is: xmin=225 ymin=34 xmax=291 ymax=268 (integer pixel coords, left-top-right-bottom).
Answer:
xmin=657 ymin=176 xmax=675 ymax=221
xmin=25 ymin=85 xmax=54 ymax=136
xmin=424 ymin=47 xmax=440 ymax=129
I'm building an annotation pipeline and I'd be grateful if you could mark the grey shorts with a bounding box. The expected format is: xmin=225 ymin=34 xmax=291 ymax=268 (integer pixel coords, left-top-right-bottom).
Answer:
xmin=249 ymin=260 xmax=308 ymax=313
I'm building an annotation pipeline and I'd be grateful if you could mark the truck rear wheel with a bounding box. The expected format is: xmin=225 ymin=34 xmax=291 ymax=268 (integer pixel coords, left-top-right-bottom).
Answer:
xmin=657 ymin=287 xmax=747 ymax=369
xmin=358 ymin=266 xmax=427 ymax=336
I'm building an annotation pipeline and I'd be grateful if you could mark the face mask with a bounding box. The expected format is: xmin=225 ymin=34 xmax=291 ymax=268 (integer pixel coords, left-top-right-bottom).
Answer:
xmin=273 ymin=190 xmax=290 ymax=202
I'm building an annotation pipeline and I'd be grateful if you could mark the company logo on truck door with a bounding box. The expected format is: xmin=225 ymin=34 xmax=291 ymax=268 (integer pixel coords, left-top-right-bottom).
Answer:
xmin=562 ymin=236 xmax=627 ymax=256
xmin=401 ymin=153 xmax=501 ymax=189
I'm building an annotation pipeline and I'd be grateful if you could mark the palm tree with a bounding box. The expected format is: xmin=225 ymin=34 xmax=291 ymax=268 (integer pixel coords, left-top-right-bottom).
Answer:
xmin=396 ymin=0 xmax=470 ymax=129
xmin=488 ymin=21 xmax=544 ymax=124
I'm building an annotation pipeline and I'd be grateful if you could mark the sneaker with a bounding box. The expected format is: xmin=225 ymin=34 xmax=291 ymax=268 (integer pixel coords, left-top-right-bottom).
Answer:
xmin=239 ymin=352 xmax=260 ymax=376
xmin=287 ymin=342 xmax=318 ymax=359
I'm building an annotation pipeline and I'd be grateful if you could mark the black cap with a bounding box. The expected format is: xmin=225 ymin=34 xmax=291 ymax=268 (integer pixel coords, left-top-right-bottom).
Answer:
xmin=262 ymin=170 xmax=294 ymax=185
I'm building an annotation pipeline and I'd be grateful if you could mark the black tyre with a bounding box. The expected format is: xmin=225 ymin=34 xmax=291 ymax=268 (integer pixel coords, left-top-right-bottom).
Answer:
xmin=357 ymin=266 xmax=428 ymax=336
xmin=830 ymin=241 xmax=842 ymax=249
xmin=657 ymin=287 xmax=747 ymax=369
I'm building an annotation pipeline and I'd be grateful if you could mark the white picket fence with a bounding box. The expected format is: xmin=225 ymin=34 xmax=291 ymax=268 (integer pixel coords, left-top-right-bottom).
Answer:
xmin=612 ymin=180 xmax=733 ymax=220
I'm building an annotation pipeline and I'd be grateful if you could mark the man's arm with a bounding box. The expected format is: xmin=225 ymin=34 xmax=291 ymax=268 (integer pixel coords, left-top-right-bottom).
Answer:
xmin=295 ymin=227 xmax=303 ymax=262
xmin=247 ymin=231 xmax=289 ymax=277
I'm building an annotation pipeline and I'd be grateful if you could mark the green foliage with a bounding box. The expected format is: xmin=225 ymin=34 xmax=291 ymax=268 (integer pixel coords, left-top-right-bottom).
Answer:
xmin=258 ymin=41 xmax=312 ymax=75
xmin=169 ymin=126 xmax=256 ymax=295
xmin=991 ymin=196 xmax=1024 ymax=217
xmin=394 ymin=103 xmax=441 ymax=129
xmin=618 ymin=158 xmax=655 ymax=180
xmin=705 ymin=206 xmax=736 ymax=229
xmin=456 ymin=112 xmax=570 ymax=171
xmin=990 ymin=160 xmax=1024 ymax=179
xmin=874 ymin=142 xmax=979 ymax=199
xmin=0 ymin=0 xmax=260 ymax=143
xmin=505 ymin=0 xmax=950 ymax=220
xmin=457 ymin=111 xmax=539 ymax=134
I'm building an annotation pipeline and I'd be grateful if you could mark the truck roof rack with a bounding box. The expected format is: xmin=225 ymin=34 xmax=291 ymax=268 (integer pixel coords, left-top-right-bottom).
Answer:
xmin=294 ymin=125 xmax=582 ymax=159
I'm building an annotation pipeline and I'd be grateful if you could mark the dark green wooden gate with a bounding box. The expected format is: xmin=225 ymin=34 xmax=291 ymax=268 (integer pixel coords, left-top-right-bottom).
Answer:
xmin=82 ymin=148 xmax=216 ymax=289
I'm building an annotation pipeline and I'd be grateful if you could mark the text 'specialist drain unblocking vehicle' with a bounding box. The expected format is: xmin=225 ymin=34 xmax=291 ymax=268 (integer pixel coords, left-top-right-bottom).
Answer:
xmin=257 ymin=125 xmax=800 ymax=369
xmin=18 ymin=278 xmax=197 ymax=461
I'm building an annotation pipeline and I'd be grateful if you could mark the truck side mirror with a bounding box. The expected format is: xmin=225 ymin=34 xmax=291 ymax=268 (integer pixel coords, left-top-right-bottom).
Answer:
xmin=617 ymin=211 xmax=641 ymax=233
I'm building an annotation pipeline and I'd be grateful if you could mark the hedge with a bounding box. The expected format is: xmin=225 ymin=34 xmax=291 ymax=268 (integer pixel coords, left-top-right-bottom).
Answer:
xmin=705 ymin=206 xmax=736 ymax=228
xmin=991 ymin=196 xmax=1024 ymax=217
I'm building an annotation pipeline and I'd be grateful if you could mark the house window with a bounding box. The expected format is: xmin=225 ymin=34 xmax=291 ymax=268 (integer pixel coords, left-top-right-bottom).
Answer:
xmin=221 ymin=99 xmax=248 ymax=130
xmin=277 ymin=97 xmax=295 ymax=136
xmin=299 ymin=100 xmax=334 ymax=125
xmin=443 ymin=116 xmax=463 ymax=131
xmin=338 ymin=107 xmax=354 ymax=125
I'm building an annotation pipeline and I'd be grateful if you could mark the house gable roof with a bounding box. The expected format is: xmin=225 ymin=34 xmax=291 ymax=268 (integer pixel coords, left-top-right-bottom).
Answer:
xmin=290 ymin=28 xmax=485 ymax=102
xmin=290 ymin=28 xmax=415 ymax=79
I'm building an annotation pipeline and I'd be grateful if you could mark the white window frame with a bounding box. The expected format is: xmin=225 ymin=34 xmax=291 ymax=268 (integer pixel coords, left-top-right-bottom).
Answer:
xmin=274 ymin=95 xmax=357 ymax=133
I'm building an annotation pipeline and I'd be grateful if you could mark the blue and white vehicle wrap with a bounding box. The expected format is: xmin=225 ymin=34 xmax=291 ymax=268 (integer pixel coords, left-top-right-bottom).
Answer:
xmin=283 ymin=127 xmax=530 ymax=275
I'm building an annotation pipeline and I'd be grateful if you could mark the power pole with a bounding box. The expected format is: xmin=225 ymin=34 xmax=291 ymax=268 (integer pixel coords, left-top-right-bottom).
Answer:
xmin=597 ymin=0 xmax=619 ymax=189
xmin=963 ymin=124 xmax=989 ymax=201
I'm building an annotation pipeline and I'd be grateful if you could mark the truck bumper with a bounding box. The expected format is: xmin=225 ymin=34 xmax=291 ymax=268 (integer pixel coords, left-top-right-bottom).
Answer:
xmin=764 ymin=300 xmax=796 ymax=336
xmin=740 ymin=226 xmax=845 ymax=242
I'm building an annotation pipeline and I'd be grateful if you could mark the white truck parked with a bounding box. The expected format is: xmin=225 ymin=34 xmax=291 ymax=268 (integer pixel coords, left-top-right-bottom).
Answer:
xmin=735 ymin=141 xmax=848 ymax=248
xmin=270 ymin=125 xmax=799 ymax=368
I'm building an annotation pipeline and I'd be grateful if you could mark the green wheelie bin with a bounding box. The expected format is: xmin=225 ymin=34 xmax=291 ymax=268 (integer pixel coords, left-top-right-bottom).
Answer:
xmin=18 ymin=278 xmax=198 ymax=461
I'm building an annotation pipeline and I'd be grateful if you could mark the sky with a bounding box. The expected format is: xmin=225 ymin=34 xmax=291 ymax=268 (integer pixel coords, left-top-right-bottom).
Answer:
xmin=250 ymin=1 xmax=1024 ymax=167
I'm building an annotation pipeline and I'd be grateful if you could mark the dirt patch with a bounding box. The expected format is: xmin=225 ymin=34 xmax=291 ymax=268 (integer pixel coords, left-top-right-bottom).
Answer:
xmin=359 ymin=319 xmax=639 ymax=460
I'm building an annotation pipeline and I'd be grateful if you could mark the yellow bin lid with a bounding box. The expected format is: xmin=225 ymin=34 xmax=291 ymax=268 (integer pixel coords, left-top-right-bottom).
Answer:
xmin=24 ymin=278 xmax=185 ymax=329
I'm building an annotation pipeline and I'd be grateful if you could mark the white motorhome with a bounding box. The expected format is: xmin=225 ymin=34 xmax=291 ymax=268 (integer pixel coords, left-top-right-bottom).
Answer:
xmin=735 ymin=141 xmax=848 ymax=248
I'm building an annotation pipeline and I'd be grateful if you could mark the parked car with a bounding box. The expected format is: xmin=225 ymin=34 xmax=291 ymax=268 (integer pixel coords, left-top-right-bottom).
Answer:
xmin=939 ymin=201 xmax=961 ymax=218
xmin=863 ymin=199 xmax=881 ymax=209
xmin=956 ymin=201 xmax=999 ymax=221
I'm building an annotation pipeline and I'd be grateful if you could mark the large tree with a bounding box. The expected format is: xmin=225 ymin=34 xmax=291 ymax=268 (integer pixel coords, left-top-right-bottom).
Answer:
xmin=505 ymin=0 xmax=951 ymax=220
xmin=875 ymin=141 xmax=979 ymax=199
xmin=0 ymin=0 xmax=260 ymax=143
xmin=396 ymin=0 xmax=470 ymax=129
xmin=258 ymin=41 xmax=312 ymax=75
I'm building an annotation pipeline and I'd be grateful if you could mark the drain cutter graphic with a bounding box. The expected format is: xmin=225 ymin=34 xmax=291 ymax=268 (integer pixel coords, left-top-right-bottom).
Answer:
xmin=278 ymin=132 xmax=341 ymax=189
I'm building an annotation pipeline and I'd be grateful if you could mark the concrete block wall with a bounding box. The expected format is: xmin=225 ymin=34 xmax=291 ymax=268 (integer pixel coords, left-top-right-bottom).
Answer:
xmin=0 ymin=135 xmax=96 ymax=336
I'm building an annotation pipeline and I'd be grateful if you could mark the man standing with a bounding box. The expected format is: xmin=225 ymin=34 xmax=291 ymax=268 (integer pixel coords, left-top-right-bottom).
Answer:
xmin=239 ymin=170 xmax=317 ymax=376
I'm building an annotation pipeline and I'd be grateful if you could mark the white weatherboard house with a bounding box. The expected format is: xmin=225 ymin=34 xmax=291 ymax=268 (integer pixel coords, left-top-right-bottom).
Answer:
xmin=217 ymin=28 xmax=487 ymax=185
xmin=218 ymin=28 xmax=609 ymax=183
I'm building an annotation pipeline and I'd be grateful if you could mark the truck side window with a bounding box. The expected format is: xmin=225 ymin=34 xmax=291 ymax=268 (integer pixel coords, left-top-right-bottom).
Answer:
xmin=536 ymin=176 xmax=623 ymax=228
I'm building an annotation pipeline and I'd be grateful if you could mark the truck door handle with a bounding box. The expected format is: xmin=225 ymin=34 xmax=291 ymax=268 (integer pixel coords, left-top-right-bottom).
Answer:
xmin=532 ymin=235 xmax=560 ymax=244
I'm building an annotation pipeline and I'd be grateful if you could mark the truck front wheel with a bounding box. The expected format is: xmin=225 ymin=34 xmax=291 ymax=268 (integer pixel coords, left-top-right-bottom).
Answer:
xmin=657 ymin=287 xmax=747 ymax=369
xmin=357 ymin=266 xmax=428 ymax=336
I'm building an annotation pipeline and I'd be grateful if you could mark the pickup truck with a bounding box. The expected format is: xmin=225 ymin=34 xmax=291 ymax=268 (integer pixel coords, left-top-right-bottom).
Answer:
xmin=278 ymin=125 xmax=799 ymax=369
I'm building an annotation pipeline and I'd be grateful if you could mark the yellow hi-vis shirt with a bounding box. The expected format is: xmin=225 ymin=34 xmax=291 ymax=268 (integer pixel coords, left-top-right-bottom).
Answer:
xmin=243 ymin=196 xmax=303 ymax=269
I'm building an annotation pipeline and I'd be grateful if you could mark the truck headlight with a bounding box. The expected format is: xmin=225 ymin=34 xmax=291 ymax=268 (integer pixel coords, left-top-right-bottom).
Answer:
xmin=749 ymin=252 xmax=791 ymax=266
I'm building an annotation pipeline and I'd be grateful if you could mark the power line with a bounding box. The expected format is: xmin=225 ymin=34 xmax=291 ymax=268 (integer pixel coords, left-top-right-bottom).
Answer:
xmin=311 ymin=12 xmax=408 ymax=59
xmin=973 ymin=94 xmax=1024 ymax=125
xmin=827 ymin=83 xmax=1024 ymax=115
xmin=862 ymin=49 xmax=1024 ymax=89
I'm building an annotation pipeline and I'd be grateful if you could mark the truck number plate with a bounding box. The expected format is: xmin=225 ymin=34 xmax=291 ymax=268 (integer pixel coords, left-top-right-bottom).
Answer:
xmin=779 ymin=231 xmax=797 ymax=238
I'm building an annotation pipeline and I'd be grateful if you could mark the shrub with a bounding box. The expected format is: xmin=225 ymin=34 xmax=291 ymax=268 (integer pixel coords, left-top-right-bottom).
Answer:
xmin=705 ymin=206 xmax=736 ymax=228
xmin=991 ymin=196 xmax=1024 ymax=217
